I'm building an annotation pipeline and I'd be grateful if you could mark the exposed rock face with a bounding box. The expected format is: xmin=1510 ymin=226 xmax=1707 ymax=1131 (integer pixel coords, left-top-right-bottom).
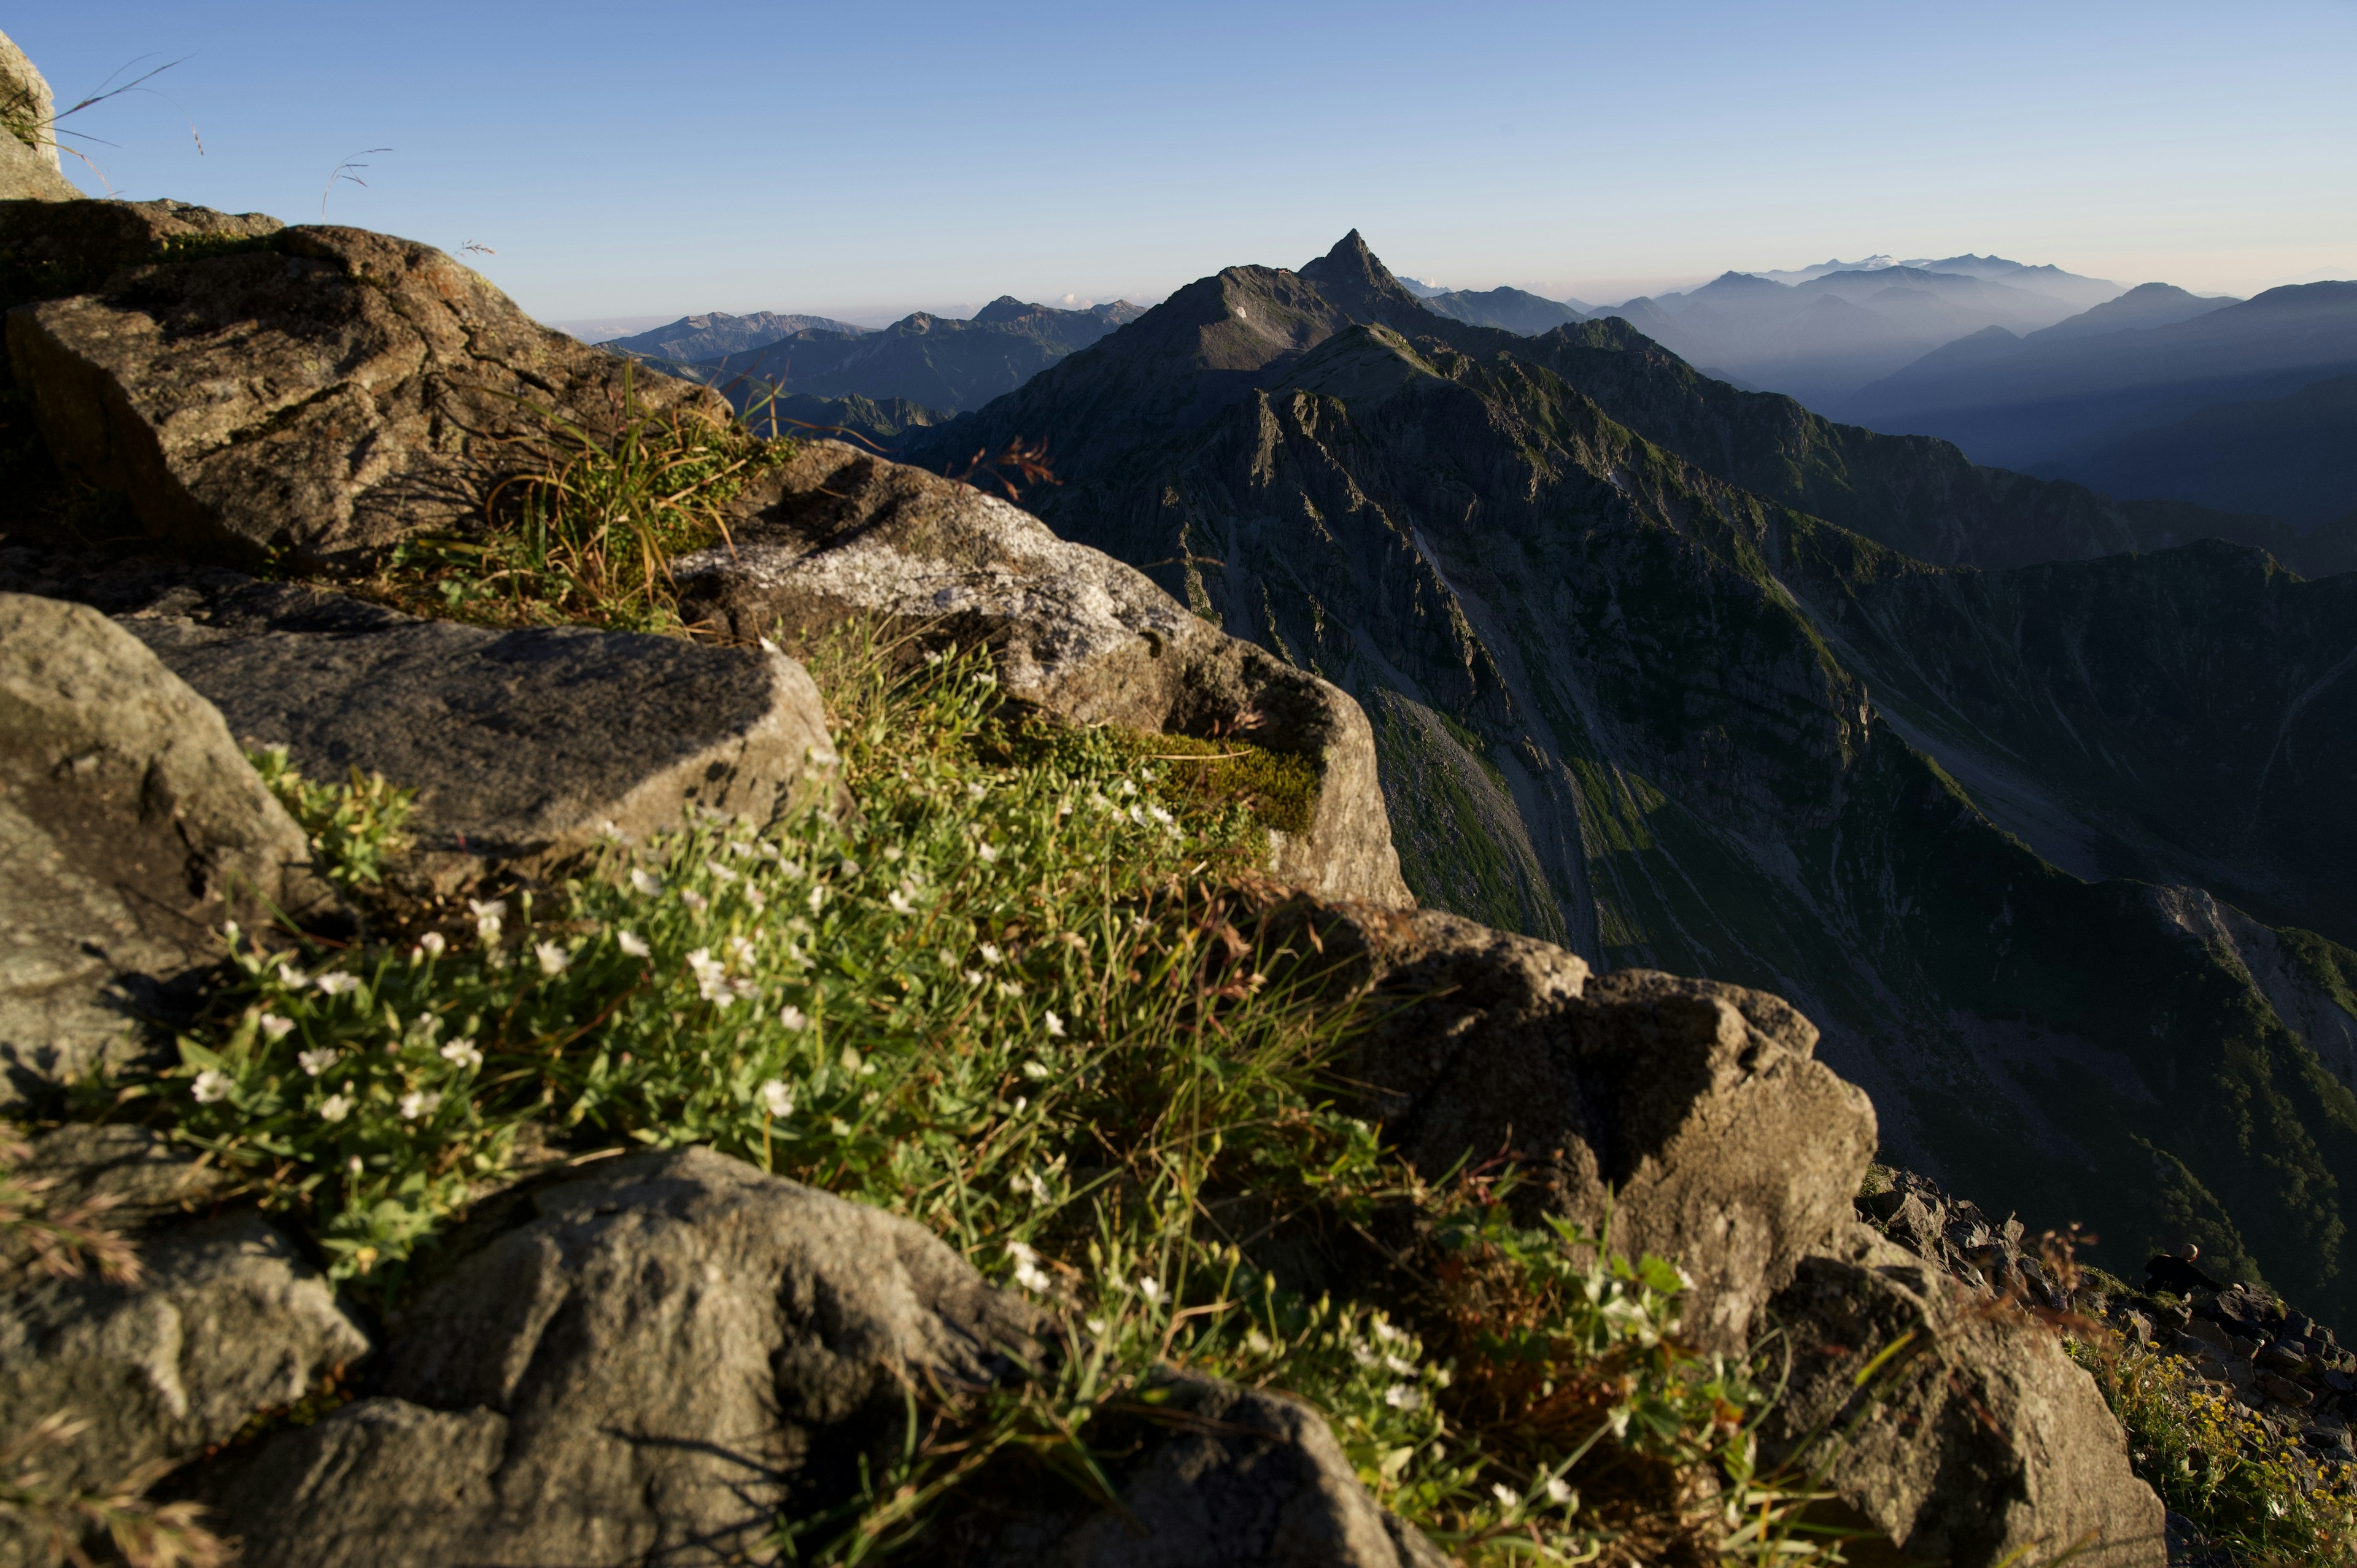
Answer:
xmin=1 ymin=1206 xmax=370 ymax=1555
xmin=191 ymin=1148 xmax=1441 ymax=1568
xmin=104 ymin=575 xmax=840 ymax=880
xmin=969 ymin=1372 xmax=1450 ymax=1567
xmin=1762 ymin=1224 xmax=2167 ymax=1568
xmin=676 ymin=441 xmax=1410 ymax=907
xmin=1310 ymin=906 xmax=1876 ymax=1353
xmin=0 ymin=593 xmax=330 ymax=1099
xmin=0 ymin=199 xmax=284 ymax=315
xmin=7 ymin=224 xmax=722 ymax=562
xmin=0 ymin=31 xmax=79 ymax=203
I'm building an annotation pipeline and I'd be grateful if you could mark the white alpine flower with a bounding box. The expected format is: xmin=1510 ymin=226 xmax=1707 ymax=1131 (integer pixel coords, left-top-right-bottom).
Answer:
xmin=466 ymin=897 xmax=506 ymax=943
xmin=297 ymin=1048 xmax=338 ymax=1077
xmin=191 ymin=1070 xmax=233 ymax=1104
xmin=398 ymin=1089 xmax=443 ymax=1121
xmin=886 ymin=887 xmax=915 ymax=915
xmin=313 ymin=971 xmax=362 ymax=997
xmin=1490 ymin=1483 xmax=1518 ymax=1509
xmin=759 ymin=1079 xmax=795 ymax=1118
xmin=1544 ymin=1477 xmax=1574 ymax=1506
xmin=414 ymin=931 xmax=447 ymax=959
xmin=616 ymin=930 xmax=651 ymax=957
xmin=1007 ymin=1242 xmax=1053 ymax=1294
xmin=534 ymin=941 xmax=571 ymax=976
xmin=258 ymin=1012 xmax=296 ymax=1041
xmin=1384 ymin=1385 xmax=1426 ymax=1412
xmin=779 ymin=1005 xmax=809 ymax=1032
xmin=979 ymin=943 xmax=1003 ymax=965
xmin=319 ymin=1093 xmax=353 ymax=1122
xmin=1044 ymin=1011 xmax=1066 ymax=1038
xmin=1136 ymin=1274 xmax=1164 ymax=1304
xmin=629 ymin=867 xmax=664 ymax=897
xmin=1021 ymin=1060 xmax=1051 ymax=1080
xmin=439 ymin=1038 xmax=484 ymax=1070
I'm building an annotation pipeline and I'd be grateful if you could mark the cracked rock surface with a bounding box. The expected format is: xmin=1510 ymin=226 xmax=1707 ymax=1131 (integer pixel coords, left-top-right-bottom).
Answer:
xmin=7 ymin=223 xmax=721 ymax=562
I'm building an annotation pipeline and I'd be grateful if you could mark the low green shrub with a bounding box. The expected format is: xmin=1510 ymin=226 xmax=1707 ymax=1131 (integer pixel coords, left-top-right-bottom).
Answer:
xmin=247 ymin=745 xmax=417 ymax=891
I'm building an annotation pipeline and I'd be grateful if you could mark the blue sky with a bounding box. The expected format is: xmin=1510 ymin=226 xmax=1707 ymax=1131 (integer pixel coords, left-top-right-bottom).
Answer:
xmin=20 ymin=1 xmax=2356 ymax=328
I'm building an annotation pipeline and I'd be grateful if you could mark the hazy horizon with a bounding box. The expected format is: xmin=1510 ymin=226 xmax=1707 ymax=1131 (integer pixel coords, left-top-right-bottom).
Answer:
xmin=20 ymin=1 xmax=2355 ymax=325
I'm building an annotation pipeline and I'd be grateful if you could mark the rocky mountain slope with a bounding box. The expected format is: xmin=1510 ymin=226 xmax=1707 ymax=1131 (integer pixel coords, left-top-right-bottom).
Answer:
xmin=904 ymin=233 xmax=2357 ymax=1324
xmin=1 ymin=187 xmax=2186 ymax=1563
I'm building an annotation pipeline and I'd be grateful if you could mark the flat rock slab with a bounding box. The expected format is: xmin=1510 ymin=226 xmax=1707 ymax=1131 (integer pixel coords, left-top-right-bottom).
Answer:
xmin=103 ymin=576 xmax=840 ymax=878
xmin=678 ymin=440 xmax=1411 ymax=907
xmin=0 ymin=592 xmax=330 ymax=1098
xmin=7 ymin=222 xmax=720 ymax=561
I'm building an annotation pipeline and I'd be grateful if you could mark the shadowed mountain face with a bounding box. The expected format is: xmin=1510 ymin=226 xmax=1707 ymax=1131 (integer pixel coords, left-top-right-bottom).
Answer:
xmin=1838 ymin=282 xmax=2357 ymax=471
xmin=2027 ymin=373 xmax=2357 ymax=531
xmin=691 ymin=296 xmax=1147 ymax=415
xmin=905 ymin=233 xmax=2357 ymax=1322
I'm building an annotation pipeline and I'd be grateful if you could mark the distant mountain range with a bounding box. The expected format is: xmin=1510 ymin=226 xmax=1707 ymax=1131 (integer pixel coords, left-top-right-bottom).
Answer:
xmin=660 ymin=295 xmax=1146 ymax=417
xmin=886 ymin=230 xmax=2357 ymax=1322
xmin=1418 ymin=285 xmax=1589 ymax=334
xmin=1587 ymin=262 xmax=2126 ymax=408
xmin=600 ymin=311 xmax=868 ymax=361
xmin=1837 ymin=280 xmax=2357 ymax=473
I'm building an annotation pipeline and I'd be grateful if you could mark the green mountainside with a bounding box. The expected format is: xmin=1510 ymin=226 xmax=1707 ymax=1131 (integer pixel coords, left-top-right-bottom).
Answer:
xmin=904 ymin=234 xmax=2357 ymax=1321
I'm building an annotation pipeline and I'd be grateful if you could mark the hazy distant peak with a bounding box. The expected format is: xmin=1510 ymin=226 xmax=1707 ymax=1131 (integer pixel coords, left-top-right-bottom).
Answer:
xmin=970 ymin=295 xmax=1042 ymax=324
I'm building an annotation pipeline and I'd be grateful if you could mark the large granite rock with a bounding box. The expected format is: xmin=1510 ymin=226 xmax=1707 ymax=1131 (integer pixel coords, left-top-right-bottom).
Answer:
xmin=676 ymin=441 xmax=1411 ymax=908
xmin=191 ymin=1148 xmax=1441 ymax=1568
xmin=1762 ymin=1223 xmax=2167 ymax=1568
xmin=1298 ymin=905 xmax=1875 ymax=1354
xmin=88 ymin=575 xmax=841 ymax=882
xmin=7 ymin=223 xmax=721 ymax=562
xmin=0 ymin=31 xmax=79 ymax=203
xmin=1 ymin=1194 xmax=370 ymax=1566
xmin=0 ymin=593 xmax=330 ymax=1099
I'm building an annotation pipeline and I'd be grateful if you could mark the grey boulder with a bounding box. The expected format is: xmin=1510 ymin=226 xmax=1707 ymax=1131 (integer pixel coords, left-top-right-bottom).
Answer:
xmin=8 ymin=223 xmax=721 ymax=562
xmin=675 ymin=440 xmax=1411 ymax=908
xmin=106 ymin=574 xmax=839 ymax=882
xmin=1316 ymin=906 xmax=1876 ymax=1353
xmin=0 ymin=592 xmax=330 ymax=1098
xmin=0 ymin=199 xmax=283 ymax=315
xmin=1 ymin=1205 xmax=370 ymax=1561
xmin=193 ymin=1148 xmax=1444 ymax=1568
xmin=1761 ymin=1224 xmax=2167 ymax=1568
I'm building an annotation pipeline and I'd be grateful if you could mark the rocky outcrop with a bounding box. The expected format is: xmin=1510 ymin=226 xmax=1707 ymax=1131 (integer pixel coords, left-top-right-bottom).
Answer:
xmin=1297 ymin=906 xmax=1878 ymax=1354
xmin=108 ymin=573 xmax=840 ymax=881
xmin=676 ymin=441 xmax=1411 ymax=908
xmin=0 ymin=593 xmax=331 ymax=1099
xmin=0 ymin=31 xmax=78 ymax=203
xmin=7 ymin=223 xmax=721 ymax=562
xmin=190 ymin=1148 xmax=1439 ymax=1568
xmin=1762 ymin=1223 xmax=2166 ymax=1568
xmin=1 ymin=1127 xmax=368 ymax=1565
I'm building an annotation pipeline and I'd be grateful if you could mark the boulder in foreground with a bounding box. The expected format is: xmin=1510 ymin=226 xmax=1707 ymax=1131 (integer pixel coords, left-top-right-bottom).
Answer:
xmin=0 ymin=592 xmax=331 ymax=1099
xmin=192 ymin=1148 xmax=1444 ymax=1568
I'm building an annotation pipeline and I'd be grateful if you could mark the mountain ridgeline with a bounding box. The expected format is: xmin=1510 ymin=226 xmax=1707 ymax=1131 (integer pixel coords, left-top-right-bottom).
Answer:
xmin=903 ymin=232 xmax=2357 ymax=1323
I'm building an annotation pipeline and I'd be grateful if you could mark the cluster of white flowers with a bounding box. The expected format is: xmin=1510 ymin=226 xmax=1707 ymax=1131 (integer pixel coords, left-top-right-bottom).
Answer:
xmin=686 ymin=948 xmax=760 ymax=1006
xmin=1005 ymin=1241 xmax=1053 ymax=1294
xmin=467 ymin=897 xmax=506 ymax=944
